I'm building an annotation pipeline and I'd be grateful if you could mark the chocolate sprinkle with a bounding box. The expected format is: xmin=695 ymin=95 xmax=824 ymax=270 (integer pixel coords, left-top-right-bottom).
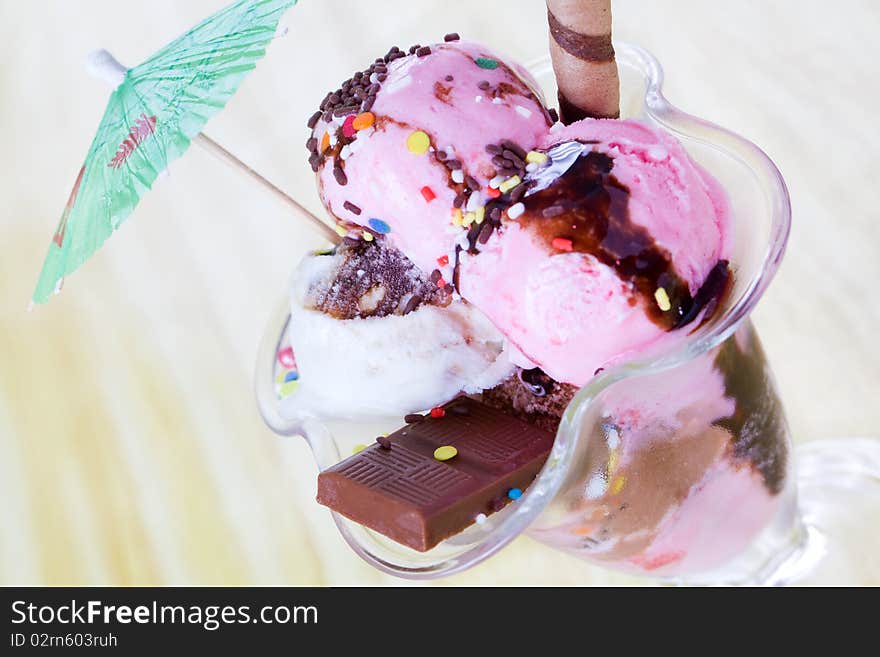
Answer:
xmin=343 ymin=200 xmax=362 ymax=215
xmin=416 ymin=46 xmax=432 ymax=57
xmin=501 ymin=140 xmax=527 ymax=160
xmin=402 ymin=294 xmax=422 ymax=315
xmin=333 ymin=165 xmax=348 ymax=186
xmin=444 ymin=32 xmax=461 ymax=42
xmin=404 ymin=413 xmax=426 ymax=424
xmin=376 ymin=435 xmax=392 ymax=450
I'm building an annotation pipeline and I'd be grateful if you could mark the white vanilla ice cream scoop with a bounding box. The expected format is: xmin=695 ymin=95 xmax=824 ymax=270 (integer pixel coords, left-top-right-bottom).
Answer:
xmin=280 ymin=251 xmax=513 ymax=420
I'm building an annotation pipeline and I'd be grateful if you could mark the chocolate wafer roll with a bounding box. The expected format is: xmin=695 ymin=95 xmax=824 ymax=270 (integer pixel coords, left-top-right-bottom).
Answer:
xmin=547 ymin=0 xmax=620 ymax=122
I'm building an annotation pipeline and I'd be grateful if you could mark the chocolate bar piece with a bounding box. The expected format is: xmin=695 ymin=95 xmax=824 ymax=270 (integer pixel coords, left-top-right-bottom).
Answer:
xmin=316 ymin=397 xmax=555 ymax=552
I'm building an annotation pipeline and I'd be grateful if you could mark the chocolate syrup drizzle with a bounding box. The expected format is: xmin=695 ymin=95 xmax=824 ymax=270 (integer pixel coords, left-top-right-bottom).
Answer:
xmin=516 ymin=144 xmax=730 ymax=331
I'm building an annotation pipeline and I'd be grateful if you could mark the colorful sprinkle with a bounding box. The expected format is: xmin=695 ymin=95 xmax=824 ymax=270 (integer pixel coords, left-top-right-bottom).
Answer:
xmin=437 ymin=254 xmax=449 ymax=266
xmin=279 ymin=380 xmax=299 ymax=397
xmin=420 ymin=186 xmax=436 ymax=202
xmin=406 ymin=130 xmax=430 ymax=154
xmin=475 ymin=57 xmax=499 ymax=70
xmin=525 ymin=150 xmax=548 ymax=164
xmin=462 ymin=212 xmax=476 ymax=227
xmin=552 ymin=237 xmax=573 ymax=252
xmin=498 ymin=175 xmax=522 ymax=193
xmin=475 ymin=513 xmax=487 ymax=525
xmin=430 ymin=407 xmax=446 ymax=418
xmin=320 ymin=132 xmax=330 ymax=152
xmin=507 ymin=488 xmax=523 ymax=500
xmin=610 ymin=475 xmax=627 ymax=495
xmin=507 ymin=202 xmax=525 ymax=219
xmin=368 ymin=218 xmax=391 ymax=234
xmin=486 ymin=186 xmax=500 ymax=199
xmin=352 ymin=444 xmax=367 ymax=454
xmin=362 ymin=230 xmax=374 ymax=242
xmin=433 ymin=445 xmax=458 ymax=461
xmin=277 ymin=346 xmax=296 ymax=369
xmin=283 ymin=370 xmax=299 ymax=383
xmin=436 ymin=277 xmax=447 ymax=289
xmin=341 ymin=115 xmax=357 ymax=138
xmin=655 ymin=287 xmax=671 ymax=311
xmin=450 ymin=208 xmax=463 ymax=226
xmin=352 ymin=111 xmax=375 ymax=131
xmin=451 ymin=169 xmax=464 ymax=184
xmin=334 ymin=224 xmax=349 ymax=238
xmin=474 ymin=206 xmax=485 ymax=224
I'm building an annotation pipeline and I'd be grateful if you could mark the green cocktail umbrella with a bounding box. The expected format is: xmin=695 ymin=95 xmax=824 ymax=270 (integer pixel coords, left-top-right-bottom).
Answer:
xmin=33 ymin=0 xmax=334 ymax=306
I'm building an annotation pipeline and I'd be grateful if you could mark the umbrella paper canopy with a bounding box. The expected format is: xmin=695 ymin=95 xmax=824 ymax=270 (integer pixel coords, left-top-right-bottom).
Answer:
xmin=32 ymin=0 xmax=297 ymax=304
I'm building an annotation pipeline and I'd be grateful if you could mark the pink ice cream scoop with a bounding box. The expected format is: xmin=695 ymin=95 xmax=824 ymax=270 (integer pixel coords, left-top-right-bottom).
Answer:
xmin=459 ymin=119 xmax=732 ymax=385
xmin=305 ymin=38 xmax=731 ymax=390
xmin=306 ymin=37 xmax=552 ymax=276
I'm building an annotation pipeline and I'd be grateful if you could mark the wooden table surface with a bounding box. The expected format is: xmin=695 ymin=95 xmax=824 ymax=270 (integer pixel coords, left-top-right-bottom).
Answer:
xmin=1 ymin=0 xmax=878 ymax=585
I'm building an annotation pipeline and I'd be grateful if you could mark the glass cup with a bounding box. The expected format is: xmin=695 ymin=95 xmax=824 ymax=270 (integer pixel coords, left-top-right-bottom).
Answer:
xmin=256 ymin=43 xmax=880 ymax=585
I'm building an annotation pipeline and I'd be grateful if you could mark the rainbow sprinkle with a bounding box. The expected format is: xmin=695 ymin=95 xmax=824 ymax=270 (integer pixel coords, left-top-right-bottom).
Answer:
xmin=655 ymin=287 xmax=672 ymax=311
xmin=475 ymin=57 xmax=499 ymax=69
xmin=406 ymin=130 xmax=430 ymax=154
xmin=433 ymin=445 xmax=458 ymax=461
xmin=498 ymin=175 xmax=522 ymax=193
xmin=342 ymin=115 xmax=357 ymax=138
xmin=277 ymin=346 xmax=296 ymax=369
xmin=368 ymin=218 xmax=391 ymax=234
xmin=552 ymin=237 xmax=574 ymax=252
xmin=352 ymin=112 xmax=375 ymax=131
xmin=525 ymin=150 xmax=548 ymax=164
xmin=279 ymin=380 xmax=299 ymax=398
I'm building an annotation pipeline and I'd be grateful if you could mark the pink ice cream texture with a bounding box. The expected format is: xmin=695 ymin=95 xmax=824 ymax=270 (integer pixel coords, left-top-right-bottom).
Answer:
xmin=311 ymin=39 xmax=731 ymax=389
xmin=460 ymin=119 xmax=731 ymax=385
xmin=313 ymin=40 xmax=551 ymax=275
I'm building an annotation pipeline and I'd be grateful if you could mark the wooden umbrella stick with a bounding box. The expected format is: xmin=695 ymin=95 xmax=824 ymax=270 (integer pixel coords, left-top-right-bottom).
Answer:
xmin=546 ymin=0 xmax=620 ymax=122
xmin=193 ymin=134 xmax=338 ymax=244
